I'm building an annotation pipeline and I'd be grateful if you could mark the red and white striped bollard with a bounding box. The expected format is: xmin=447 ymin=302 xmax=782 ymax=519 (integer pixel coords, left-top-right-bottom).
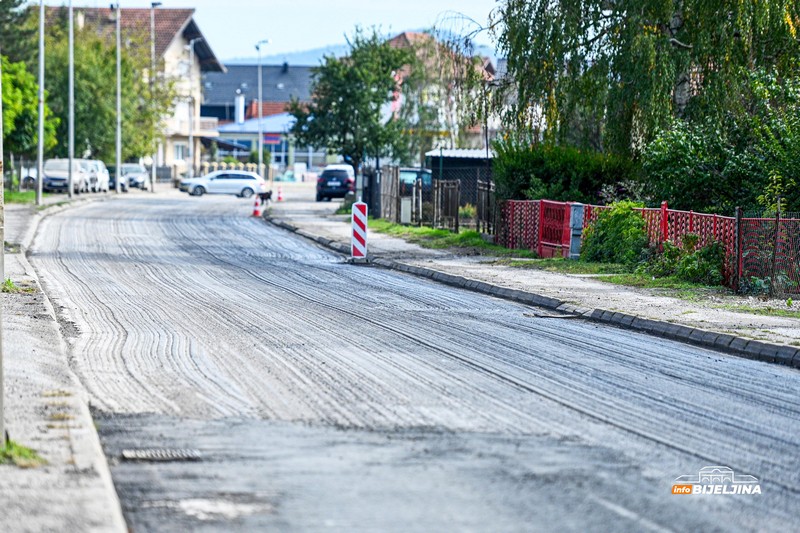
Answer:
xmin=351 ymin=202 xmax=368 ymax=260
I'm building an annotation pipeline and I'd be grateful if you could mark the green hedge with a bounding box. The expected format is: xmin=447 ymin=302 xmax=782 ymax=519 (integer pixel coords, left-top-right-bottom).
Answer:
xmin=492 ymin=137 xmax=639 ymax=203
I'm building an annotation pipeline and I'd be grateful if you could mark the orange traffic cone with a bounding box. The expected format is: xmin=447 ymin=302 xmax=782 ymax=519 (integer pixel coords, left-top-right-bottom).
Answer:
xmin=252 ymin=196 xmax=261 ymax=217
xmin=277 ymin=186 xmax=283 ymax=202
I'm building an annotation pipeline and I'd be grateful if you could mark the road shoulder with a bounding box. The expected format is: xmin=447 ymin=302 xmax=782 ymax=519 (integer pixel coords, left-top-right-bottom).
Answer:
xmin=2 ymin=199 xmax=126 ymax=532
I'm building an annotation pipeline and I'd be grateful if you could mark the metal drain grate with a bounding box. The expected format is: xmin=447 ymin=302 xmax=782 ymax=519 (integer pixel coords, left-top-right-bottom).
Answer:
xmin=121 ymin=448 xmax=202 ymax=462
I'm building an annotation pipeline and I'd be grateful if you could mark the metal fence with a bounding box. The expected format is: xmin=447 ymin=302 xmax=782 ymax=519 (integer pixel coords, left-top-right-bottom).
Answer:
xmin=499 ymin=198 xmax=800 ymax=295
xmin=738 ymin=209 xmax=800 ymax=296
xmin=433 ymin=166 xmax=491 ymax=208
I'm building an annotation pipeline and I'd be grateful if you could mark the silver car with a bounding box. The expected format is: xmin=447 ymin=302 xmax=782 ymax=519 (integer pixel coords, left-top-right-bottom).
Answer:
xmin=122 ymin=163 xmax=151 ymax=190
xmin=180 ymin=170 xmax=266 ymax=198
xmin=42 ymin=159 xmax=88 ymax=194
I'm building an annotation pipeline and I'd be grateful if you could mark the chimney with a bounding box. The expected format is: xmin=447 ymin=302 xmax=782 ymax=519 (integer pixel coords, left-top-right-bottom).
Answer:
xmin=235 ymin=91 xmax=245 ymax=124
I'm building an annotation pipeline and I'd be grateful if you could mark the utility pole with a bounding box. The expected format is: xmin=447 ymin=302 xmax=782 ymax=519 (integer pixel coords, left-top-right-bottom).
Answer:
xmin=68 ymin=0 xmax=74 ymax=199
xmin=149 ymin=2 xmax=161 ymax=193
xmin=1 ymin=44 xmax=6 ymax=447
xmin=256 ymin=39 xmax=270 ymax=182
xmin=186 ymin=37 xmax=202 ymax=180
xmin=36 ymin=0 xmax=45 ymax=206
xmin=114 ymin=2 xmax=121 ymax=194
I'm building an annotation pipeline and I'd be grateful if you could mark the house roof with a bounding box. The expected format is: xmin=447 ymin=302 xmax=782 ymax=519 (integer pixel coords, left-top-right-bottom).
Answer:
xmin=202 ymin=64 xmax=313 ymax=106
xmin=425 ymin=148 xmax=494 ymax=159
xmin=50 ymin=6 xmax=224 ymax=72
xmin=217 ymin=112 xmax=296 ymax=134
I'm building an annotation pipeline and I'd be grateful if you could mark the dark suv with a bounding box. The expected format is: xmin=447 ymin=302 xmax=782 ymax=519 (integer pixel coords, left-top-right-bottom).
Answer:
xmin=316 ymin=165 xmax=355 ymax=201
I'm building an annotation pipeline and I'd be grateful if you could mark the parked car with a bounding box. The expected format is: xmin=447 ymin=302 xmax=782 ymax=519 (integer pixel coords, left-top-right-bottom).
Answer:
xmin=180 ymin=170 xmax=266 ymax=198
xmin=82 ymin=159 xmax=110 ymax=193
xmin=399 ymin=167 xmax=432 ymax=197
xmin=107 ymin=166 xmax=129 ymax=192
xmin=121 ymin=163 xmax=151 ymax=190
xmin=316 ymin=164 xmax=355 ymax=201
xmin=42 ymin=159 xmax=88 ymax=194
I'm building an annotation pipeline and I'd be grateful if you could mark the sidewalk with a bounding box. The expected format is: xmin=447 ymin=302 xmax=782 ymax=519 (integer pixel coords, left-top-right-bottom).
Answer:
xmin=2 ymin=197 xmax=126 ymax=532
xmin=266 ymin=183 xmax=800 ymax=368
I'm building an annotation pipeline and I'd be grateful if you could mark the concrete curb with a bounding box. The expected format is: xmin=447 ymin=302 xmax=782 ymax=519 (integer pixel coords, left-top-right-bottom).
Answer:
xmin=265 ymin=215 xmax=800 ymax=370
xmin=12 ymin=195 xmax=127 ymax=531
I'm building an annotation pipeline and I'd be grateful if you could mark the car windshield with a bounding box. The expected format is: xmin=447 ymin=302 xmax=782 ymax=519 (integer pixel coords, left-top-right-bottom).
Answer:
xmin=44 ymin=160 xmax=70 ymax=171
xmin=122 ymin=164 xmax=144 ymax=174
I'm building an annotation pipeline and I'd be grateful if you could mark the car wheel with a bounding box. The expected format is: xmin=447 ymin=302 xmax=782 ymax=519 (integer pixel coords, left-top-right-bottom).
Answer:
xmin=325 ymin=196 xmax=332 ymax=202
xmin=316 ymin=193 xmax=322 ymax=202
xmin=192 ymin=186 xmax=206 ymax=196
xmin=241 ymin=188 xmax=254 ymax=199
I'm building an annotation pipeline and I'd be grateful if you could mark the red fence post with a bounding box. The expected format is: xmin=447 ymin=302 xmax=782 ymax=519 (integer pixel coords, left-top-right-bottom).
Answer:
xmin=689 ymin=211 xmax=694 ymax=233
xmin=660 ymin=201 xmax=669 ymax=247
xmin=538 ymin=200 xmax=544 ymax=257
xmin=735 ymin=207 xmax=742 ymax=291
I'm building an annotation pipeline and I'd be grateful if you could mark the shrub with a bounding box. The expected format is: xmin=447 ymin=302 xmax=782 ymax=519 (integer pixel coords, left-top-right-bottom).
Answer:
xmin=675 ymin=241 xmax=725 ymax=285
xmin=641 ymin=236 xmax=725 ymax=286
xmin=492 ymin=135 xmax=639 ymax=202
xmin=642 ymin=70 xmax=800 ymax=213
xmin=581 ymin=201 xmax=648 ymax=266
xmin=459 ymin=203 xmax=477 ymax=220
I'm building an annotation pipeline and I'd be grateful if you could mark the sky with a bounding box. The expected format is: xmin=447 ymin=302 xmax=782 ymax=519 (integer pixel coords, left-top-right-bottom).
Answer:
xmin=40 ymin=1 xmax=499 ymax=61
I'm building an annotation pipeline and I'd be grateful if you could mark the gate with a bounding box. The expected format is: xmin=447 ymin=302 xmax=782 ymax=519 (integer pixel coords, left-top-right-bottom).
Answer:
xmin=434 ymin=180 xmax=460 ymax=232
xmin=477 ymin=180 xmax=495 ymax=235
xmin=380 ymin=166 xmax=400 ymax=223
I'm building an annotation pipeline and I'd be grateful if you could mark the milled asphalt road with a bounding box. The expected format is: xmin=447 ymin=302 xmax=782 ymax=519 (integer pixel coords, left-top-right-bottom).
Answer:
xmin=28 ymin=193 xmax=800 ymax=531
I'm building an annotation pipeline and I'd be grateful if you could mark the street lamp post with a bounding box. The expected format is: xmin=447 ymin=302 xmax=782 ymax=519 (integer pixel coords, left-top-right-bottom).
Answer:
xmin=36 ymin=0 xmax=44 ymax=206
xmin=114 ymin=2 xmax=122 ymax=194
xmin=149 ymin=1 xmax=161 ymax=193
xmin=256 ymin=39 xmax=269 ymax=183
xmin=0 ymin=44 xmax=6 ymax=447
xmin=68 ymin=0 xmax=74 ymax=199
xmin=186 ymin=37 xmax=202 ymax=180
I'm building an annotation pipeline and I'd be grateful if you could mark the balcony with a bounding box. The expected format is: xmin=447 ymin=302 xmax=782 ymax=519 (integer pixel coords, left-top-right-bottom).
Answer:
xmin=166 ymin=116 xmax=219 ymax=137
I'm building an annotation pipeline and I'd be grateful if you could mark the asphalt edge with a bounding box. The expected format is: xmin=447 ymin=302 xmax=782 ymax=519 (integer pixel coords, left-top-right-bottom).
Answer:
xmin=12 ymin=196 xmax=128 ymax=532
xmin=265 ymin=215 xmax=800 ymax=370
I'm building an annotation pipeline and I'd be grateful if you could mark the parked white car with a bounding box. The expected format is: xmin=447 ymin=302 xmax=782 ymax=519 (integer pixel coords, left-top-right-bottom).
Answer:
xmin=86 ymin=159 xmax=110 ymax=192
xmin=180 ymin=170 xmax=266 ymax=198
xmin=42 ymin=159 xmax=88 ymax=194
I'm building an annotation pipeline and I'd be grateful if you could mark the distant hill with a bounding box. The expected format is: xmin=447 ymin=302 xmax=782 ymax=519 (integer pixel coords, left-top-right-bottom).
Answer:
xmin=222 ymin=39 xmax=496 ymax=67
xmin=224 ymin=44 xmax=350 ymax=67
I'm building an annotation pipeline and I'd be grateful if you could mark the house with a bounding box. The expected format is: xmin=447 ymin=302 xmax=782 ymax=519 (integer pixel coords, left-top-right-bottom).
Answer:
xmin=201 ymin=63 xmax=313 ymax=122
xmin=386 ymin=31 xmax=498 ymax=157
xmin=65 ymin=7 xmax=224 ymax=179
xmin=202 ymin=64 xmax=326 ymax=169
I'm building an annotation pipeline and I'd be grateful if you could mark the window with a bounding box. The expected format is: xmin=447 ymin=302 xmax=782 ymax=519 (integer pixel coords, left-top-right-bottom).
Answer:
xmin=174 ymin=143 xmax=188 ymax=161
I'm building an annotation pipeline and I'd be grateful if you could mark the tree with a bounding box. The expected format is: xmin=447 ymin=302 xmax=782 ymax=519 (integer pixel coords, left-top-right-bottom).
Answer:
xmin=288 ymin=28 xmax=413 ymax=173
xmin=393 ymin=31 xmax=488 ymax=164
xmin=43 ymin=9 xmax=174 ymax=161
xmin=1 ymin=55 xmax=57 ymax=157
xmin=491 ymin=0 xmax=800 ymax=156
xmin=0 ymin=0 xmax=34 ymax=64
xmin=643 ymin=69 xmax=800 ymax=212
